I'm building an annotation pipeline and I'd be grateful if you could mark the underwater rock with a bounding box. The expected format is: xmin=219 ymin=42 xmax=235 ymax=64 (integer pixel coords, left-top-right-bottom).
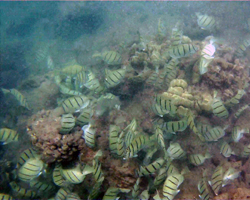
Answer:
xmin=27 ymin=109 xmax=85 ymax=163
xmin=202 ymin=58 xmax=249 ymax=101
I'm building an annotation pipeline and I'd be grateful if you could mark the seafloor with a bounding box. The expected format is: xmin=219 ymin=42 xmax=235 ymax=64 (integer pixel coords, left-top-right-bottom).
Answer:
xmin=0 ymin=1 xmax=250 ymax=200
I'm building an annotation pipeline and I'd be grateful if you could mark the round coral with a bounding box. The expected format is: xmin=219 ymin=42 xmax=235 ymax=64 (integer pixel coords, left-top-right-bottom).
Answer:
xmin=27 ymin=109 xmax=86 ymax=163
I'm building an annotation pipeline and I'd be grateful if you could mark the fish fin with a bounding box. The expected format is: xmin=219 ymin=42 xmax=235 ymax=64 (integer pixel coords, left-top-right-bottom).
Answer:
xmin=1 ymin=88 xmax=10 ymax=95
xmin=82 ymin=164 xmax=94 ymax=176
xmin=181 ymin=166 xmax=190 ymax=175
xmin=94 ymin=150 xmax=103 ymax=159
xmin=119 ymin=188 xmax=130 ymax=193
xmin=92 ymin=52 xmax=101 ymax=58
xmin=205 ymin=152 xmax=212 ymax=159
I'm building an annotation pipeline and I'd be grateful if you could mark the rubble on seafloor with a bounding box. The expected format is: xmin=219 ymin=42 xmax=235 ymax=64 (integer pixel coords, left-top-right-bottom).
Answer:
xmin=1 ymin=21 xmax=250 ymax=199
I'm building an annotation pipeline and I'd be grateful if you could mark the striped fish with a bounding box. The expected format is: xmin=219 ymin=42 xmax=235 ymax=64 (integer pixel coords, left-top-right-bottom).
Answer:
xmin=17 ymin=148 xmax=38 ymax=167
xmin=242 ymin=144 xmax=250 ymax=157
xmin=61 ymin=164 xmax=85 ymax=184
xmin=189 ymin=152 xmax=211 ymax=166
xmin=235 ymin=38 xmax=250 ymax=56
xmin=165 ymin=66 xmax=179 ymax=87
xmin=139 ymin=189 xmax=149 ymax=200
xmin=66 ymin=193 xmax=80 ymax=200
xmin=164 ymin=59 xmax=179 ymax=74
xmin=0 ymin=194 xmax=13 ymax=200
xmin=234 ymin=104 xmax=249 ymax=118
xmin=10 ymin=181 xmax=37 ymax=199
xmin=153 ymin=168 xmax=168 ymax=187
xmin=103 ymin=187 xmax=120 ymax=200
xmin=167 ymin=142 xmax=186 ymax=160
xmin=196 ymin=13 xmax=216 ymax=30
xmin=139 ymin=158 xmax=165 ymax=177
xmin=143 ymin=147 xmax=158 ymax=166
xmin=212 ymin=98 xmax=229 ymax=119
xmin=196 ymin=123 xmax=212 ymax=136
xmin=124 ymin=119 xmax=137 ymax=148
xmin=169 ymin=43 xmax=198 ymax=58
xmin=66 ymin=193 xmax=81 ymax=200
xmin=60 ymin=114 xmax=75 ymax=134
xmin=203 ymin=126 xmax=225 ymax=142
xmin=162 ymin=173 xmax=184 ymax=200
xmin=58 ymin=84 xmax=82 ymax=96
xmin=187 ymin=113 xmax=205 ymax=142
xmin=146 ymin=71 xmax=159 ymax=86
xmin=61 ymin=95 xmax=90 ymax=114
xmin=198 ymin=177 xmax=212 ymax=200
xmin=105 ymin=68 xmax=126 ymax=88
xmin=117 ymin=131 xmax=125 ymax=157
xmin=152 ymin=117 xmax=166 ymax=132
xmin=62 ymin=64 xmax=84 ymax=76
xmin=53 ymin=164 xmax=68 ymax=187
xmin=76 ymin=108 xmax=93 ymax=126
xmin=171 ymin=28 xmax=183 ymax=46
xmin=82 ymin=123 xmax=96 ymax=148
xmin=165 ymin=161 xmax=179 ymax=176
xmin=223 ymin=168 xmax=240 ymax=187
xmin=88 ymin=176 xmax=104 ymax=200
xmin=158 ymin=18 xmax=164 ymax=37
xmin=220 ymin=141 xmax=235 ymax=158
xmin=93 ymin=159 xmax=103 ymax=182
xmin=30 ymin=180 xmax=54 ymax=193
xmin=35 ymin=45 xmax=49 ymax=62
xmin=155 ymin=93 xmax=177 ymax=115
xmin=93 ymin=51 xmax=122 ymax=65
xmin=84 ymin=71 xmax=105 ymax=93
xmin=232 ymin=126 xmax=249 ymax=142
xmin=0 ymin=128 xmax=18 ymax=145
xmin=1 ymin=88 xmax=30 ymax=110
xmin=103 ymin=51 xmax=122 ymax=65
xmin=156 ymin=126 xmax=165 ymax=150
xmin=55 ymin=187 xmax=71 ymax=200
xmin=169 ymin=79 xmax=188 ymax=90
xmin=209 ymin=166 xmax=224 ymax=195
xmin=109 ymin=125 xmax=120 ymax=154
xmin=47 ymin=56 xmax=54 ymax=70
xmin=225 ymin=90 xmax=246 ymax=108
xmin=125 ymin=135 xmax=149 ymax=159
xmin=152 ymin=103 xmax=169 ymax=117
xmin=132 ymin=177 xmax=140 ymax=198
xmin=199 ymin=56 xmax=213 ymax=75
xmin=64 ymin=76 xmax=72 ymax=89
xmin=18 ymin=158 xmax=44 ymax=182
xmin=166 ymin=119 xmax=187 ymax=133
xmin=74 ymin=70 xmax=89 ymax=90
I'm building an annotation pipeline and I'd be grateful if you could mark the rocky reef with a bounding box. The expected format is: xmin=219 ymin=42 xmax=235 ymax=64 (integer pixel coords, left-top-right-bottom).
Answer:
xmin=27 ymin=109 xmax=85 ymax=163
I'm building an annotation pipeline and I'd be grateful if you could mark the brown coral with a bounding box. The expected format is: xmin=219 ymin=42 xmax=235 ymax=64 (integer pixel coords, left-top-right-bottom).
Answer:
xmin=202 ymin=57 xmax=249 ymax=101
xmin=27 ymin=109 xmax=86 ymax=163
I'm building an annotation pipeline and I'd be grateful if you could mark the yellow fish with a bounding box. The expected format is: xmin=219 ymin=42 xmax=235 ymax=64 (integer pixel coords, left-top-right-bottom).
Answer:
xmin=55 ymin=187 xmax=72 ymax=200
xmin=169 ymin=43 xmax=198 ymax=58
xmin=0 ymin=193 xmax=13 ymax=200
xmin=62 ymin=64 xmax=84 ymax=76
xmin=196 ymin=13 xmax=216 ymax=30
xmin=61 ymin=95 xmax=90 ymax=113
xmin=105 ymin=68 xmax=126 ymax=88
xmin=10 ymin=181 xmax=37 ymax=199
xmin=18 ymin=157 xmax=45 ymax=182
xmin=0 ymin=128 xmax=18 ymax=145
xmin=1 ymin=88 xmax=30 ymax=110
xmin=93 ymin=51 xmax=122 ymax=65
xmin=60 ymin=114 xmax=75 ymax=134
